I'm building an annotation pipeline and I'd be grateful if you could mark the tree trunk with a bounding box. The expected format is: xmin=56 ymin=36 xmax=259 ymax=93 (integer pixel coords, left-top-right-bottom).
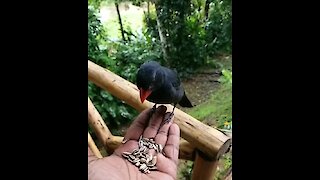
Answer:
xmin=191 ymin=150 xmax=219 ymax=180
xmin=115 ymin=2 xmax=126 ymax=41
xmin=204 ymin=0 xmax=210 ymax=20
xmin=147 ymin=0 xmax=150 ymax=16
xmin=154 ymin=3 xmax=170 ymax=65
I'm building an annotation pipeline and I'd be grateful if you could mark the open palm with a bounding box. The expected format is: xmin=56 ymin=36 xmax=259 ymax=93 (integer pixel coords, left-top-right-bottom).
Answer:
xmin=88 ymin=106 xmax=180 ymax=180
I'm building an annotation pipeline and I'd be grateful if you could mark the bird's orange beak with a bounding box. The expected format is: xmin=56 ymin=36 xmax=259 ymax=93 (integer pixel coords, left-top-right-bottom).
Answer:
xmin=139 ymin=88 xmax=152 ymax=103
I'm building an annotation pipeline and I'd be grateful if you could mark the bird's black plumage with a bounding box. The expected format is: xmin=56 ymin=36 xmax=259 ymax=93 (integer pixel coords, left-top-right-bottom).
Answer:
xmin=136 ymin=60 xmax=193 ymax=109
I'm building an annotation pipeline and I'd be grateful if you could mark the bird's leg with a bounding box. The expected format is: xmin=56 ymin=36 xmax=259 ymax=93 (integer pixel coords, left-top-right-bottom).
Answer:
xmin=164 ymin=104 xmax=176 ymax=123
xmin=148 ymin=103 xmax=157 ymax=119
xmin=152 ymin=103 xmax=157 ymax=113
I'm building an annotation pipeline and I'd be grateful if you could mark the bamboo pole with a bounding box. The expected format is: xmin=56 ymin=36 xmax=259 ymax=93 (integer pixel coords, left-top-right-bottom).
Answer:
xmin=191 ymin=150 xmax=219 ymax=180
xmin=224 ymin=173 xmax=232 ymax=180
xmin=179 ymin=138 xmax=196 ymax=160
xmin=88 ymin=132 xmax=103 ymax=158
xmin=88 ymin=60 xmax=231 ymax=159
xmin=223 ymin=168 xmax=232 ymax=180
xmin=88 ymin=97 xmax=114 ymax=154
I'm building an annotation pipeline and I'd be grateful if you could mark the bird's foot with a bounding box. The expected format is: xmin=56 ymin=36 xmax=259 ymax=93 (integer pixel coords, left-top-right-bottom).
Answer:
xmin=148 ymin=104 xmax=157 ymax=119
xmin=164 ymin=111 xmax=174 ymax=123
xmin=151 ymin=104 xmax=157 ymax=113
xmin=164 ymin=105 xmax=176 ymax=123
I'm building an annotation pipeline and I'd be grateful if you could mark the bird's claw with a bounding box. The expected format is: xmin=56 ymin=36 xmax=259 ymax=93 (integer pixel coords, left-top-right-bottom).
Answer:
xmin=164 ymin=112 xmax=174 ymax=123
xmin=122 ymin=137 xmax=129 ymax=144
xmin=151 ymin=104 xmax=157 ymax=113
xmin=148 ymin=104 xmax=157 ymax=119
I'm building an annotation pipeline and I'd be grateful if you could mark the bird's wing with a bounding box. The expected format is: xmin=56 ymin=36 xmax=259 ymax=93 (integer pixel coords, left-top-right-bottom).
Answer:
xmin=162 ymin=67 xmax=181 ymax=89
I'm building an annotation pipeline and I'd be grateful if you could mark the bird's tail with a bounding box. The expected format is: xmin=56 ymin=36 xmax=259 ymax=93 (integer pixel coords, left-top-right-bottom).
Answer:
xmin=179 ymin=93 xmax=193 ymax=107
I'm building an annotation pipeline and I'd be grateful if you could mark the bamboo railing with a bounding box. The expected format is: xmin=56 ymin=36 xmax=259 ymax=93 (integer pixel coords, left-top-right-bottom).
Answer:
xmin=88 ymin=60 xmax=232 ymax=180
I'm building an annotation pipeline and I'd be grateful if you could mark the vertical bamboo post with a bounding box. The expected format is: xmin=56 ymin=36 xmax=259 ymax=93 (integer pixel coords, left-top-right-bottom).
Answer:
xmin=191 ymin=150 xmax=219 ymax=180
xmin=88 ymin=97 xmax=114 ymax=154
xmin=223 ymin=168 xmax=232 ymax=180
xmin=88 ymin=132 xmax=103 ymax=158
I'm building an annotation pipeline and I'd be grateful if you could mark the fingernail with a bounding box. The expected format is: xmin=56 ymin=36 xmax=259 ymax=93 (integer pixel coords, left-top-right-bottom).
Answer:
xmin=157 ymin=105 xmax=167 ymax=113
xmin=122 ymin=137 xmax=128 ymax=144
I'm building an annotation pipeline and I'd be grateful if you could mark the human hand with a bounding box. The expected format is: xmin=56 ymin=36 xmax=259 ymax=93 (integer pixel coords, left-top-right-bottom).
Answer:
xmin=88 ymin=105 xmax=180 ymax=180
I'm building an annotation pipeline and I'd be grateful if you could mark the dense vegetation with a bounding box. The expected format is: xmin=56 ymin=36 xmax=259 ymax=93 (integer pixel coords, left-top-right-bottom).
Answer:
xmin=88 ymin=0 xmax=231 ymax=135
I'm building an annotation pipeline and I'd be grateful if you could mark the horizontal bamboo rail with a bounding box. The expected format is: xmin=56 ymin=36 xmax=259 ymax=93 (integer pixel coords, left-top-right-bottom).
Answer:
xmin=88 ymin=97 xmax=196 ymax=160
xmin=88 ymin=60 xmax=231 ymax=160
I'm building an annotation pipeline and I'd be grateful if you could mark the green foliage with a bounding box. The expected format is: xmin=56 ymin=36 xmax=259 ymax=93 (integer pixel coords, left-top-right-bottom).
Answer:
xmin=88 ymin=81 xmax=138 ymax=130
xmin=140 ymin=0 xmax=232 ymax=76
xmin=88 ymin=6 xmax=104 ymax=61
xmin=178 ymin=153 xmax=232 ymax=180
xmin=215 ymin=153 xmax=232 ymax=180
xmin=143 ymin=7 xmax=159 ymax=42
xmin=218 ymin=69 xmax=232 ymax=84
xmin=130 ymin=0 xmax=144 ymax=6
xmin=107 ymin=36 xmax=162 ymax=83
xmin=178 ymin=161 xmax=194 ymax=179
xmin=205 ymin=0 xmax=232 ymax=55
xmin=88 ymin=0 xmax=103 ymax=9
xmin=96 ymin=0 xmax=232 ymax=77
xmin=155 ymin=0 xmax=207 ymax=75
xmin=88 ymin=5 xmax=139 ymax=134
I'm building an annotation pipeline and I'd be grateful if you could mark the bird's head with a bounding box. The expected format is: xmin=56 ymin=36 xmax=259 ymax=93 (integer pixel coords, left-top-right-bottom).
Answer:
xmin=136 ymin=61 xmax=164 ymax=103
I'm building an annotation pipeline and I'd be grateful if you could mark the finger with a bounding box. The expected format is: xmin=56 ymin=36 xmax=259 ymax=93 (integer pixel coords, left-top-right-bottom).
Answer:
xmin=122 ymin=108 xmax=152 ymax=143
xmin=142 ymin=105 xmax=167 ymax=138
xmin=156 ymin=154 xmax=178 ymax=179
xmin=163 ymin=123 xmax=180 ymax=165
xmin=155 ymin=112 xmax=174 ymax=147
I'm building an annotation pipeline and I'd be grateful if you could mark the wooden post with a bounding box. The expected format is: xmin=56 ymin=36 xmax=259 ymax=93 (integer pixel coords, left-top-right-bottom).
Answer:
xmin=88 ymin=60 xmax=231 ymax=159
xmin=88 ymin=132 xmax=103 ymax=158
xmin=191 ymin=150 xmax=219 ymax=180
xmin=88 ymin=97 xmax=114 ymax=154
xmin=179 ymin=138 xmax=196 ymax=160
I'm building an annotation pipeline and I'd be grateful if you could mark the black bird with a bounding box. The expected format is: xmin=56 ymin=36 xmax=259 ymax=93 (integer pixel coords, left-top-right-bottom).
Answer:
xmin=136 ymin=60 xmax=193 ymax=121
